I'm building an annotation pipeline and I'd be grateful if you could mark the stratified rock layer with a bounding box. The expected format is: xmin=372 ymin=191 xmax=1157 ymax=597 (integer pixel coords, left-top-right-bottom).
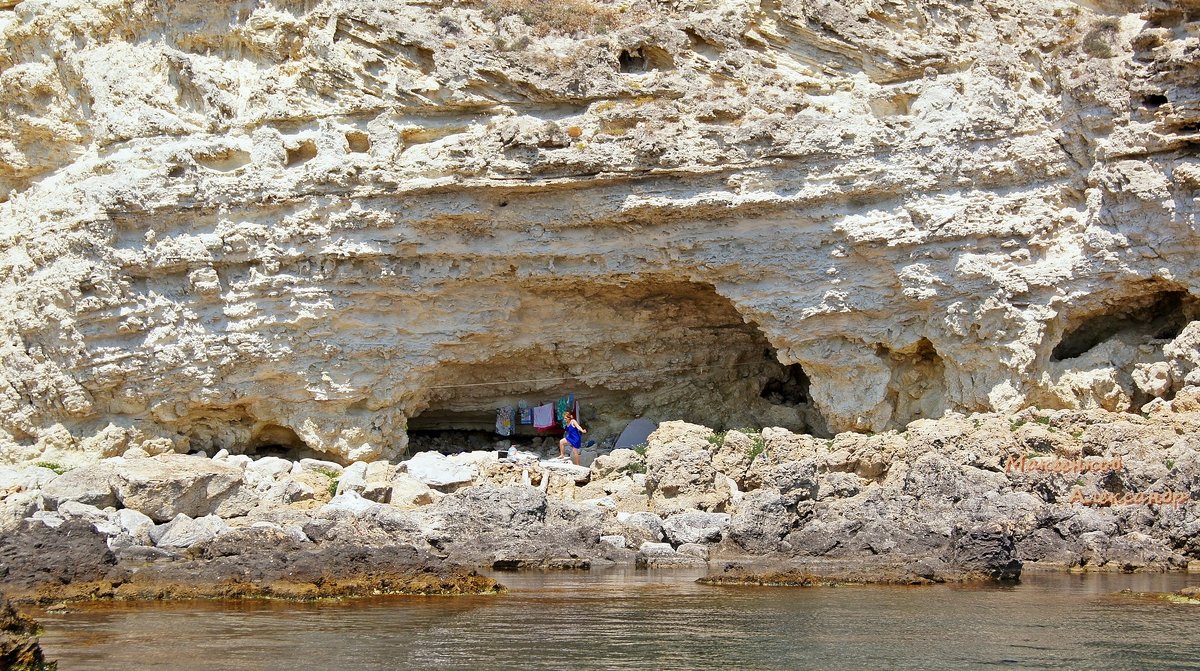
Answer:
xmin=2 ymin=1 xmax=1200 ymax=462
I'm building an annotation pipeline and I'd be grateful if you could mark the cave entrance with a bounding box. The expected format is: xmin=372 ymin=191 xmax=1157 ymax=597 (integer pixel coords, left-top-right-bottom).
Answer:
xmin=760 ymin=361 xmax=811 ymax=406
xmin=405 ymin=279 xmax=827 ymax=456
xmin=1051 ymin=289 xmax=1198 ymax=362
xmin=245 ymin=423 xmax=317 ymax=461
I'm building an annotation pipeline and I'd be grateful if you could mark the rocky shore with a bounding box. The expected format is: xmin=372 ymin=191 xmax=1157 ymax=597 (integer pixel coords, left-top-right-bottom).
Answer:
xmin=1 ymin=592 xmax=54 ymax=670
xmin=2 ymin=407 xmax=1198 ymax=604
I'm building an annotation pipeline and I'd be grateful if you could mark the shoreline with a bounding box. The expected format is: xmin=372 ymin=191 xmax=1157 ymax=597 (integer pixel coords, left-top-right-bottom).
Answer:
xmin=3 ymin=410 xmax=1198 ymax=609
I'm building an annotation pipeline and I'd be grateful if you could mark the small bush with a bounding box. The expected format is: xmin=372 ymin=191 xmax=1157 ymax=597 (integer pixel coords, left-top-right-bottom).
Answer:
xmin=1081 ymin=18 xmax=1118 ymax=58
xmin=706 ymin=431 xmax=728 ymax=449
xmin=1034 ymin=416 xmax=1051 ymax=426
xmin=747 ymin=434 xmax=766 ymax=464
xmin=470 ymin=0 xmax=619 ymax=37
xmin=1166 ymin=459 xmax=1175 ymax=470
xmin=327 ymin=478 xmax=340 ymax=498
xmin=34 ymin=461 xmax=67 ymax=475
xmin=1009 ymin=419 xmax=1027 ymax=432
xmin=631 ymin=442 xmax=648 ymax=457
xmin=621 ymin=461 xmax=646 ymax=475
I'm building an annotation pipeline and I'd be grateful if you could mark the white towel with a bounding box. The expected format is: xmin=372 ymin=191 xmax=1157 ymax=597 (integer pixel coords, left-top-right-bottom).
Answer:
xmin=533 ymin=403 xmax=555 ymax=429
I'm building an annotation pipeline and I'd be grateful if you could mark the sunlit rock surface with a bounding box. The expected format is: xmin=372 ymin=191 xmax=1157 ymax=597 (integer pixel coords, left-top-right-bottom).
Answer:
xmin=1 ymin=0 xmax=1199 ymax=462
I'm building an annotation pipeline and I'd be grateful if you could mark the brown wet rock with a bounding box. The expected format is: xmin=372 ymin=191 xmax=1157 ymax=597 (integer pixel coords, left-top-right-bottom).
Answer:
xmin=2 ymin=524 xmax=503 ymax=604
xmin=698 ymin=556 xmax=1021 ymax=588
xmin=17 ymin=566 xmax=504 ymax=604
xmin=0 ymin=519 xmax=118 ymax=595
xmin=698 ymin=570 xmax=828 ymax=587
xmin=0 ymin=591 xmax=56 ymax=670
xmin=1118 ymin=585 xmax=1200 ymax=605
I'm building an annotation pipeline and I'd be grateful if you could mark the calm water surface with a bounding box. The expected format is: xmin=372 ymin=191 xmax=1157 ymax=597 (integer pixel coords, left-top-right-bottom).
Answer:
xmin=35 ymin=569 xmax=1200 ymax=671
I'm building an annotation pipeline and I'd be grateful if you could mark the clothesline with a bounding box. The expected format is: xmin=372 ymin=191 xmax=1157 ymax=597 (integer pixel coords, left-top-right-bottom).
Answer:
xmin=425 ymin=360 xmax=768 ymax=390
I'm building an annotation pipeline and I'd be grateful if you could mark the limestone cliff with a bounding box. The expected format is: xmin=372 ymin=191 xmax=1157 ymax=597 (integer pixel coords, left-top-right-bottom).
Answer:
xmin=1 ymin=0 xmax=1199 ymax=463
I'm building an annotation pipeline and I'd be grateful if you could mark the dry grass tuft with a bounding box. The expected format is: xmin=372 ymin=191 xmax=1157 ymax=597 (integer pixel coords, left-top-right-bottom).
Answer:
xmin=467 ymin=0 xmax=622 ymax=36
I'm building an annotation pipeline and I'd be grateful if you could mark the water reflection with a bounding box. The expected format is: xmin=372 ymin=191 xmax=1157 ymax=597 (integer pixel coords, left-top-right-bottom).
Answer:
xmin=35 ymin=569 xmax=1200 ymax=671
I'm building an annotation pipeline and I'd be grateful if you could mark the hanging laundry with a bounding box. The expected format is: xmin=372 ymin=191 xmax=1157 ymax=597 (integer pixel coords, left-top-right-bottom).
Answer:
xmin=533 ymin=403 xmax=555 ymax=429
xmin=495 ymin=406 xmax=515 ymax=436
xmin=555 ymin=394 xmax=574 ymax=426
xmin=518 ymin=400 xmax=532 ymax=425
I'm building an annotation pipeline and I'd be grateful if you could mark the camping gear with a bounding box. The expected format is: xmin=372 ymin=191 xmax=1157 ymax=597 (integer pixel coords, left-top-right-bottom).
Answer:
xmin=614 ymin=417 xmax=658 ymax=450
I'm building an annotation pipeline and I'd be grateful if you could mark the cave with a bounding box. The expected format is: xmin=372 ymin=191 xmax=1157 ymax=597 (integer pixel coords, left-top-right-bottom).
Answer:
xmin=1051 ymin=289 xmax=1196 ymax=362
xmin=247 ymin=423 xmax=312 ymax=460
xmin=760 ymin=360 xmax=810 ymax=406
xmin=404 ymin=279 xmax=826 ymax=455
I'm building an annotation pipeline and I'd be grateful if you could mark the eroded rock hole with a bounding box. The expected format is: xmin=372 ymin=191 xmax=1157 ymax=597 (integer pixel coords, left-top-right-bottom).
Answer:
xmin=1143 ymin=94 xmax=1168 ymax=109
xmin=286 ymin=139 xmax=318 ymax=167
xmin=618 ymin=49 xmax=646 ymax=72
xmin=618 ymin=46 xmax=674 ymax=73
xmin=345 ymin=130 xmax=371 ymax=153
xmin=193 ymin=148 xmax=251 ymax=172
xmin=405 ymin=280 xmax=826 ymax=453
xmin=1052 ymin=290 xmax=1196 ymax=362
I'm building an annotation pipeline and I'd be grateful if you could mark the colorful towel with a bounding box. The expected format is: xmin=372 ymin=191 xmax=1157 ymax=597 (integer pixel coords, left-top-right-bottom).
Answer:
xmin=495 ymin=406 xmax=515 ymax=436
xmin=533 ymin=403 xmax=555 ymax=429
xmin=555 ymin=393 xmax=574 ymax=426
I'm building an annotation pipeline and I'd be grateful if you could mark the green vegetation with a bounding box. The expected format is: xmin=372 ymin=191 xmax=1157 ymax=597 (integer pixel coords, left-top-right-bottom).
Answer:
xmin=631 ymin=442 xmax=648 ymax=457
xmin=621 ymin=461 xmax=646 ymax=475
xmin=1034 ymin=416 xmax=1051 ymax=426
xmin=34 ymin=461 xmax=67 ymax=475
xmin=314 ymin=467 xmax=341 ymax=497
xmin=747 ymin=432 xmax=766 ymax=464
xmin=1009 ymin=419 xmax=1027 ymax=432
xmin=709 ymin=429 xmax=767 ymax=464
xmin=1166 ymin=459 xmax=1175 ymax=470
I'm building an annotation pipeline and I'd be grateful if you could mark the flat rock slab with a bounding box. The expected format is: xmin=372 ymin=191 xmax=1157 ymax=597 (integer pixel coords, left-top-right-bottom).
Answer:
xmin=113 ymin=455 xmax=253 ymax=522
xmin=405 ymin=452 xmax=477 ymax=488
xmin=662 ymin=511 xmax=731 ymax=546
xmin=540 ymin=460 xmax=591 ymax=484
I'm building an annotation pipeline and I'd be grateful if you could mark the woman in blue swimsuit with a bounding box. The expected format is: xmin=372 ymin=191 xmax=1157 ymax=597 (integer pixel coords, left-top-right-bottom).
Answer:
xmin=558 ymin=411 xmax=587 ymax=465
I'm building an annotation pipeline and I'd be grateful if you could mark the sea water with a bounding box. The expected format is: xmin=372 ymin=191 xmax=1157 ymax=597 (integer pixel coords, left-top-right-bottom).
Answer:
xmin=34 ymin=568 xmax=1200 ymax=671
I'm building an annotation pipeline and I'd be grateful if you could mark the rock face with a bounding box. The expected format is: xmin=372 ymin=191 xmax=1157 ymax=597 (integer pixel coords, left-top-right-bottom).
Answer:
xmin=0 ymin=410 xmax=1198 ymax=601
xmin=1 ymin=1 xmax=1199 ymax=463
